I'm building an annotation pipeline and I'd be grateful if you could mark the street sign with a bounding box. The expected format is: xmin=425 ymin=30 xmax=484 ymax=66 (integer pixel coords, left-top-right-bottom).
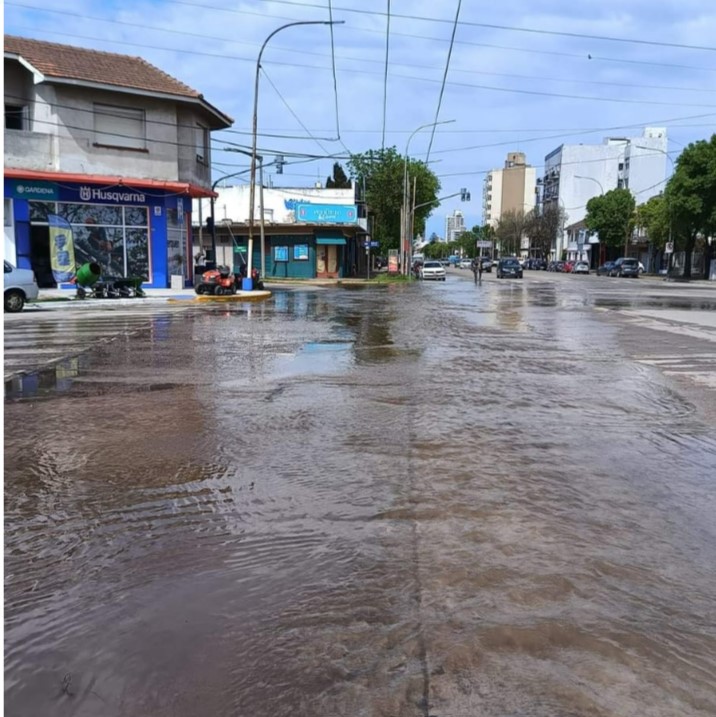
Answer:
xmin=665 ymin=241 xmax=674 ymax=254
xmin=476 ymin=240 xmax=493 ymax=249
xmin=363 ymin=241 xmax=379 ymax=248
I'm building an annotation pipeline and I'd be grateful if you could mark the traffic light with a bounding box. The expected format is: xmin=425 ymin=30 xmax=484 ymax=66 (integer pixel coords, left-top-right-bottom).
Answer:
xmin=460 ymin=188 xmax=471 ymax=201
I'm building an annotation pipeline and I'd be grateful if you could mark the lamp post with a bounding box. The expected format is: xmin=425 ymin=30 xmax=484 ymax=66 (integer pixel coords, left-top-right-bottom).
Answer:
xmin=247 ymin=20 xmax=343 ymax=290
xmin=402 ymin=119 xmax=455 ymax=274
xmin=574 ymin=175 xmax=604 ymax=195
xmin=210 ymin=167 xmax=254 ymax=266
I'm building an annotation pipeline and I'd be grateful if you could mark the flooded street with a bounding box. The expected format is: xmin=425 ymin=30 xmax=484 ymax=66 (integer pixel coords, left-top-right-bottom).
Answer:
xmin=5 ymin=274 xmax=716 ymax=716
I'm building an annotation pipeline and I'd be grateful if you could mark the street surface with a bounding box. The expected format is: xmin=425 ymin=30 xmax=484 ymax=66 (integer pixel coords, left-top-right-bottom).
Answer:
xmin=5 ymin=273 xmax=716 ymax=716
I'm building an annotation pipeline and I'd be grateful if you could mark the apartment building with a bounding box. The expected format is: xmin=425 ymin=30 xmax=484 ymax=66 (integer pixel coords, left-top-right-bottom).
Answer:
xmin=482 ymin=152 xmax=537 ymax=227
xmin=541 ymin=127 xmax=668 ymax=261
xmin=445 ymin=209 xmax=465 ymax=243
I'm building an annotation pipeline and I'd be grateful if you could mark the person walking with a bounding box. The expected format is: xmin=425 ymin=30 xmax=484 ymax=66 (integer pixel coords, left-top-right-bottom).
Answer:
xmin=471 ymin=257 xmax=482 ymax=284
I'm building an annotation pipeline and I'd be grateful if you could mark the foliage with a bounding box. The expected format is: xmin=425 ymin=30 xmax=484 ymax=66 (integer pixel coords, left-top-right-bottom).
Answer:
xmin=524 ymin=205 xmax=565 ymax=258
xmin=348 ymin=147 xmax=441 ymax=250
xmin=325 ymin=162 xmax=352 ymax=189
xmin=664 ymin=134 xmax=716 ymax=277
xmin=495 ymin=210 xmax=526 ymax=256
xmin=585 ymin=188 xmax=636 ymax=248
xmin=635 ymin=194 xmax=669 ymax=248
xmin=455 ymin=230 xmax=478 ymax=256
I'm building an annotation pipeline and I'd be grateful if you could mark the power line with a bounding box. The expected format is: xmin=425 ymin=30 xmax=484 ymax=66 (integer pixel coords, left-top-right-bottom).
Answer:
xmin=381 ymin=0 xmax=390 ymax=151
xmin=11 ymin=3 xmax=716 ymax=78
xmin=425 ymin=0 xmax=461 ymax=163
xmin=260 ymin=68 xmax=334 ymax=154
xmin=255 ymin=0 xmax=716 ymax=52
xmin=10 ymin=26 xmax=716 ymax=112
xmin=326 ymin=0 xmax=347 ymax=154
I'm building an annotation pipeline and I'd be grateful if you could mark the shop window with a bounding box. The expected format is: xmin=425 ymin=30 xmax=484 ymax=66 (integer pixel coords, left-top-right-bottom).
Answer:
xmin=5 ymin=104 xmax=26 ymax=130
xmin=4 ymin=198 xmax=13 ymax=226
xmin=94 ymin=104 xmax=146 ymax=150
xmin=195 ymin=123 xmax=209 ymax=163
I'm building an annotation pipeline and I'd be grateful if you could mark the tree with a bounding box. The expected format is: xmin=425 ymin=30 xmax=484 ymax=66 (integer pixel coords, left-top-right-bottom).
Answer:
xmin=348 ymin=148 xmax=441 ymax=250
xmin=524 ymin=205 xmax=565 ymax=259
xmin=325 ymin=162 xmax=352 ymax=189
xmin=585 ymin=188 xmax=636 ymax=251
xmin=664 ymin=135 xmax=716 ymax=279
xmin=635 ymin=194 xmax=669 ymax=248
xmin=495 ymin=209 xmax=526 ymax=256
xmin=455 ymin=230 xmax=477 ymax=256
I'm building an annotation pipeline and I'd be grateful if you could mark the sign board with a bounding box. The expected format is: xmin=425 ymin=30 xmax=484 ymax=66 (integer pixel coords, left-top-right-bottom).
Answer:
xmin=295 ymin=203 xmax=357 ymax=224
xmin=388 ymin=250 xmax=399 ymax=274
xmin=665 ymin=241 xmax=674 ymax=254
xmin=476 ymin=240 xmax=493 ymax=249
xmin=363 ymin=241 xmax=379 ymax=248
xmin=10 ymin=180 xmax=58 ymax=201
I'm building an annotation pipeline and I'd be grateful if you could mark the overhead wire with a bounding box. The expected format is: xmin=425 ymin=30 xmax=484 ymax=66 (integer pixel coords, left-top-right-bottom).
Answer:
xmin=326 ymin=0 xmax=351 ymax=156
xmin=425 ymin=0 xmax=461 ymax=163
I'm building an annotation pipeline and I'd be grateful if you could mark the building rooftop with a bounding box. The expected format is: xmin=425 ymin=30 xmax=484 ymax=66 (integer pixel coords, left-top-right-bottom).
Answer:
xmin=4 ymin=35 xmax=233 ymax=125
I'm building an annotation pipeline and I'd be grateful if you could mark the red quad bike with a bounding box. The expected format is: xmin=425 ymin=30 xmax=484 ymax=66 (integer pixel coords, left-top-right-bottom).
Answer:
xmin=194 ymin=265 xmax=237 ymax=295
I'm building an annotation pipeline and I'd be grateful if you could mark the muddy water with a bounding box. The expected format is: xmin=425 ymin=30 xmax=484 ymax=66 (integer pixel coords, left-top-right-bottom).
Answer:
xmin=5 ymin=279 xmax=716 ymax=716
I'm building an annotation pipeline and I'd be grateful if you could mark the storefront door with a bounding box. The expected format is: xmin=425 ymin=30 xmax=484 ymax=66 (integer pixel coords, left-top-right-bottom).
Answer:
xmin=317 ymin=245 xmax=339 ymax=278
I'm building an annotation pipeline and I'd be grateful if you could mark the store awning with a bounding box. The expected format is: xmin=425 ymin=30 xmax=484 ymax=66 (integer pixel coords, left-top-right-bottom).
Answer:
xmin=315 ymin=236 xmax=346 ymax=245
xmin=3 ymin=167 xmax=217 ymax=198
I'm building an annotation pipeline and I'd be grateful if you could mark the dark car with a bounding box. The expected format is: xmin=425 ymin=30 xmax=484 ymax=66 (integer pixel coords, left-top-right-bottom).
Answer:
xmin=479 ymin=256 xmax=492 ymax=273
xmin=610 ymin=257 xmax=640 ymax=278
xmin=528 ymin=258 xmax=547 ymax=270
xmin=497 ymin=257 xmax=523 ymax=279
xmin=596 ymin=261 xmax=615 ymax=276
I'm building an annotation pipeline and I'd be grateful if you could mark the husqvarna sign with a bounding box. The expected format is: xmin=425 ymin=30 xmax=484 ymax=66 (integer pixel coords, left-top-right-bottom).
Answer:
xmin=77 ymin=185 xmax=146 ymax=204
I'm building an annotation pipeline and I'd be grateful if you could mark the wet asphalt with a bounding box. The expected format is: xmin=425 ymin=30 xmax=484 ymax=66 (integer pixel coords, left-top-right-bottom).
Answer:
xmin=4 ymin=271 xmax=716 ymax=716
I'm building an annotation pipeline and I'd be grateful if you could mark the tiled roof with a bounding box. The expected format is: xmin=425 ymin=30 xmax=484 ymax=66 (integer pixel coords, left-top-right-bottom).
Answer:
xmin=4 ymin=35 xmax=201 ymax=99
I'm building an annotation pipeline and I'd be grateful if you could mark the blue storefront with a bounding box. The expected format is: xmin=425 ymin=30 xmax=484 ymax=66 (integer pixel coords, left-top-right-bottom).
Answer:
xmin=4 ymin=173 xmax=209 ymax=288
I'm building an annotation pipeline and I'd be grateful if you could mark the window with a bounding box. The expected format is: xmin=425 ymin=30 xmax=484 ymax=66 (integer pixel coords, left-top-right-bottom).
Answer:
xmin=618 ymin=162 xmax=624 ymax=171
xmin=617 ymin=178 xmax=624 ymax=189
xmin=195 ymin=123 xmax=209 ymax=163
xmin=4 ymin=198 xmax=13 ymax=227
xmin=94 ymin=104 xmax=146 ymax=150
xmin=5 ymin=104 xmax=26 ymax=130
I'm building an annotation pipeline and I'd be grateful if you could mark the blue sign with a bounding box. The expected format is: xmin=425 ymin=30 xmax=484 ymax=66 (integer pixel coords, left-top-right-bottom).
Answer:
xmin=364 ymin=241 xmax=379 ymax=248
xmin=295 ymin=203 xmax=357 ymax=224
xmin=11 ymin=180 xmax=58 ymax=201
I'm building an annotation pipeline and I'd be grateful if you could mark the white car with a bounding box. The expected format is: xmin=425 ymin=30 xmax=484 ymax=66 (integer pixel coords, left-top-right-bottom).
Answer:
xmin=4 ymin=261 xmax=39 ymax=312
xmin=458 ymin=258 xmax=472 ymax=270
xmin=420 ymin=260 xmax=447 ymax=281
xmin=572 ymin=261 xmax=590 ymax=274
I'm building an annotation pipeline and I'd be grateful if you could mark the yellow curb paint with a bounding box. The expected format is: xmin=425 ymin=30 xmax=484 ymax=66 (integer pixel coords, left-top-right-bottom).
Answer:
xmin=168 ymin=291 xmax=272 ymax=304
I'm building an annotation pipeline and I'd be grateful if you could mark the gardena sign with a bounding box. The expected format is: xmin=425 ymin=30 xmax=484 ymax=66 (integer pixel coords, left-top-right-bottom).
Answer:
xmin=11 ymin=180 xmax=58 ymax=200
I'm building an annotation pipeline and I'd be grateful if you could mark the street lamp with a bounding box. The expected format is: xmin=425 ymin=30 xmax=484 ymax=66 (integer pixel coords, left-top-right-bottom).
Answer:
xmin=209 ymin=167 xmax=253 ymax=265
xmin=402 ymin=119 xmax=456 ymax=274
xmin=574 ymin=175 xmax=604 ymax=194
xmin=247 ymin=20 xmax=344 ymax=289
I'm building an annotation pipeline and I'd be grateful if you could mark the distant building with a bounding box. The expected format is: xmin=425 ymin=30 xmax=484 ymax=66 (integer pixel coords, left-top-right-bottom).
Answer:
xmin=482 ymin=152 xmax=537 ymax=227
xmin=541 ymin=127 xmax=668 ymax=262
xmin=445 ymin=209 xmax=465 ymax=242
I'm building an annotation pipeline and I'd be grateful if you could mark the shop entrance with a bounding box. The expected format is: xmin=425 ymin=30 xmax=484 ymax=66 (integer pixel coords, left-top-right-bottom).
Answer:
xmin=29 ymin=225 xmax=55 ymax=288
xmin=316 ymin=244 xmax=340 ymax=278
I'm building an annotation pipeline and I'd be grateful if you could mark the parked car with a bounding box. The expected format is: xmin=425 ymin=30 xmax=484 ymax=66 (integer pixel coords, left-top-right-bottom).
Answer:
xmin=458 ymin=258 xmax=473 ymax=270
xmin=480 ymin=257 xmax=492 ymax=273
xmin=527 ymin=258 xmax=547 ymax=270
xmin=610 ymin=257 xmax=640 ymax=278
xmin=4 ymin=261 xmax=39 ymax=312
xmin=420 ymin=260 xmax=447 ymax=281
xmin=548 ymin=260 xmax=566 ymax=272
xmin=596 ymin=261 xmax=615 ymax=276
xmin=496 ymin=257 xmax=523 ymax=279
xmin=572 ymin=261 xmax=590 ymax=275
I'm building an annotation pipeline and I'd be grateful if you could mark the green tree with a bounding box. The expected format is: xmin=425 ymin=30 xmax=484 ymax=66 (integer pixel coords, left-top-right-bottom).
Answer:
xmin=348 ymin=148 xmax=441 ymax=250
xmin=525 ymin=205 xmax=565 ymax=259
xmin=585 ymin=188 xmax=636 ymax=251
xmin=325 ymin=162 xmax=351 ymax=189
xmin=456 ymin=230 xmax=478 ymax=256
xmin=635 ymin=194 xmax=669 ymax=248
xmin=495 ymin=210 xmax=526 ymax=256
xmin=664 ymin=135 xmax=716 ymax=279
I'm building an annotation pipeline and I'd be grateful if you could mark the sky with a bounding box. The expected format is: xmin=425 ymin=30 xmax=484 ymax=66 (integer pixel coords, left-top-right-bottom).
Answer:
xmin=4 ymin=0 xmax=716 ymax=238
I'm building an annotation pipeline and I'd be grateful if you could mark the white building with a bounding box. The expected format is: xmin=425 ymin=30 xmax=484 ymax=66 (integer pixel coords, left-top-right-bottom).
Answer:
xmin=445 ymin=209 xmax=465 ymax=242
xmin=542 ymin=127 xmax=668 ymax=260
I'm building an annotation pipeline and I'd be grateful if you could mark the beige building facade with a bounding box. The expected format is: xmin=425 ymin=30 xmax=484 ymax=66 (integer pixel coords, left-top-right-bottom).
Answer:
xmin=482 ymin=152 xmax=536 ymax=228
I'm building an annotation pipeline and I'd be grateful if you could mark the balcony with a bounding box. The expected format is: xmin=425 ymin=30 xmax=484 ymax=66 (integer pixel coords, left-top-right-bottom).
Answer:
xmin=4 ymin=130 xmax=56 ymax=171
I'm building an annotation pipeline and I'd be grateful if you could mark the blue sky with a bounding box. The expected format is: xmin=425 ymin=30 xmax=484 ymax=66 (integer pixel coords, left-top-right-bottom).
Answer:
xmin=5 ymin=0 xmax=716 ymax=238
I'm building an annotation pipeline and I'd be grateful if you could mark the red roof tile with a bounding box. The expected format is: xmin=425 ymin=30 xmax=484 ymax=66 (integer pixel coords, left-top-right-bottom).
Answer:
xmin=5 ymin=35 xmax=201 ymax=99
